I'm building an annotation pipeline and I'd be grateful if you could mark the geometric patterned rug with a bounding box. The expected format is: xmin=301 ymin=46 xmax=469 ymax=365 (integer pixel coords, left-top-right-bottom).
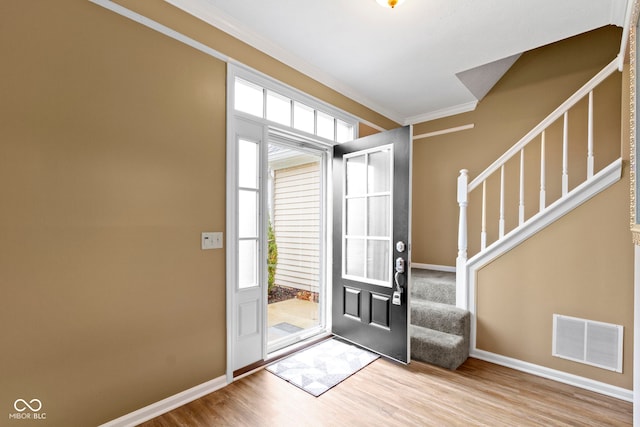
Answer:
xmin=265 ymin=338 xmax=379 ymax=396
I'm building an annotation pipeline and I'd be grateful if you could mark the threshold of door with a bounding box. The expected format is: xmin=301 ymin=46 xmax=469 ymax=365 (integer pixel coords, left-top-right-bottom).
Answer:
xmin=233 ymin=332 xmax=332 ymax=380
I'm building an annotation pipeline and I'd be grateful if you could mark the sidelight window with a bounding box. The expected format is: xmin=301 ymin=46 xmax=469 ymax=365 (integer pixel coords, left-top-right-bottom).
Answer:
xmin=238 ymin=138 xmax=260 ymax=289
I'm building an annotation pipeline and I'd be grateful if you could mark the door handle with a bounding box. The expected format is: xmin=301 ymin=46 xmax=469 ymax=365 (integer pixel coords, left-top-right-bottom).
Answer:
xmin=394 ymin=258 xmax=405 ymax=292
xmin=393 ymin=257 xmax=405 ymax=306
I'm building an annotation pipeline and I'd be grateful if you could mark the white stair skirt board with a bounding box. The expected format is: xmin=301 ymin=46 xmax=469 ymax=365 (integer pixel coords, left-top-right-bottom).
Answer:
xmin=471 ymin=349 xmax=633 ymax=402
xmin=98 ymin=375 xmax=227 ymax=427
xmin=412 ymin=263 xmax=456 ymax=273
xmin=460 ymin=158 xmax=624 ymax=400
xmin=459 ymin=157 xmax=623 ymax=311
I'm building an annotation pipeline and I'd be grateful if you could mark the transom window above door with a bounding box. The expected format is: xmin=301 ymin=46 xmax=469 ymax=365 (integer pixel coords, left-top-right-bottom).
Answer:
xmin=234 ymin=77 xmax=354 ymax=143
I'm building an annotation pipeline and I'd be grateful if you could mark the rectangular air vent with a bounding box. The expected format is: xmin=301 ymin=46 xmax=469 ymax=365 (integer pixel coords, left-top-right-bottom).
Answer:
xmin=552 ymin=314 xmax=623 ymax=372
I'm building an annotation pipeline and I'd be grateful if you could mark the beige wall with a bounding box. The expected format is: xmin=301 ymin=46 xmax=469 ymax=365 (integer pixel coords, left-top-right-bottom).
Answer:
xmin=412 ymin=26 xmax=623 ymax=266
xmin=0 ymin=1 xmax=228 ymax=425
xmin=1 ymin=2 xmax=632 ymax=425
xmin=476 ymin=170 xmax=633 ymax=388
xmin=412 ymin=26 xmax=633 ymax=388
xmin=115 ymin=0 xmax=400 ymax=132
xmin=0 ymin=1 xmax=394 ymax=425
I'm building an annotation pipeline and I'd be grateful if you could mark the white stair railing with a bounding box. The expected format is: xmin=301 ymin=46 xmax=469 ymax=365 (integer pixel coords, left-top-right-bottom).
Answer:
xmin=456 ymin=57 xmax=621 ymax=309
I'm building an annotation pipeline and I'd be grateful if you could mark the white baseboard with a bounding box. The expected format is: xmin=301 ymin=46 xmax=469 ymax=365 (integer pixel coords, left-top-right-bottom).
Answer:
xmin=411 ymin=263 xmax=456 ymax=272
xmin=470 ymin=349 xmax=633 ymax=402
xmin=99 ymin=375 xmax=227 ymax=427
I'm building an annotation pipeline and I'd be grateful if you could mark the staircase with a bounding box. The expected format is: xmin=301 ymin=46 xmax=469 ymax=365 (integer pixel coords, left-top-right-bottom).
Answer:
xmin=409 ymin=57 xmax=623 ymax=372
xmin=410 ymin=269 xmax=469 ymax=370
xmin=455 ymin=57 xmax=622 ymax=310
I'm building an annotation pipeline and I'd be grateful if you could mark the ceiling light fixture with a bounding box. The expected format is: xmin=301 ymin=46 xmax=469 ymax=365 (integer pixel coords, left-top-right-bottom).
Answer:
xmin=376 ymin=0 xmax=406 ymax=8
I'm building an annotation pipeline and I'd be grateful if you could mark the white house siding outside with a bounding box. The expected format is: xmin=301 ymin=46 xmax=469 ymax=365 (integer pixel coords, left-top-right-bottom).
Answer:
xmin=272 ymin=161 xmax=320 ymax=297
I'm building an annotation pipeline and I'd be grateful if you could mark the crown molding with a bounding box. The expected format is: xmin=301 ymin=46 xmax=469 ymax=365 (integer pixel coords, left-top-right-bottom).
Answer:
xmin=403 ymin=101 xmax=478 ymax=125
xmin=413 ymin=124 xmax=475 ymax=141
xmin=164 ymin=0 xmax=404 ymax=124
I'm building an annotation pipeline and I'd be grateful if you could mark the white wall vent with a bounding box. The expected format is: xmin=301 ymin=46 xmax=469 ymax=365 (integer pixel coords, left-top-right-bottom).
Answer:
xmin=552 ymin=314 xmax=623 ymax=372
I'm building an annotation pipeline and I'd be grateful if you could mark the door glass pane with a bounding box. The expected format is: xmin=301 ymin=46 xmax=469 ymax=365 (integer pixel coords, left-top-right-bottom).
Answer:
xmin=266 ymin=91 xmax=291 ymax=126
xmin=343 ymin=146 xmax=393 ymax=286
xmin=239 ymin=139 xmax=258 ymax=189
xmin=368 ymin=195 xmax=390 ymax=237
xmin=239 ymin=239 xmax=258 ymax=288
xmin=336 ymin=119 xmax=353 ymax=143
xmin=293 ymin=102 xmax=315 ymax=134
xmin=239 ymin=190 xmax=258 ymax=238
xmin=235 ymin=78 xmax=264 ymax=118
xmin=346 ymin=155 xmax=366 ymax=196
xmin=316 ymin=111 xmax=334 ymax=140
xmin=345 ymin=238 xmax=365 ymax=277
xmin=346 ymin=197 xmax=365 ymax=236
xmin=368 ymin=149 xmax=391 ymax=193
xmin=367 ymin=240 xmax=390 ymax=282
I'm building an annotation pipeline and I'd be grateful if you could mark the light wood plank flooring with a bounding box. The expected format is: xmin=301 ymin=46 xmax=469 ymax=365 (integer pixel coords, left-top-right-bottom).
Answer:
xmin=141 ymin=357 xmax=632 ymax=426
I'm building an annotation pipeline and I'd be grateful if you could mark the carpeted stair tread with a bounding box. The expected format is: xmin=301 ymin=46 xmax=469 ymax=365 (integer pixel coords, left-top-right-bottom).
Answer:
xmin=410 ymin=299 xmax=469 ymax=336
xmin=411 ymin=269 xmax=456 ymax=285
xmin=409 ymin=269 xmax=469 ymax=370
xmin=411 ymin=269 xmax=456 ymax=305
xmin=410 ymin=324 xmax=469 ymax=370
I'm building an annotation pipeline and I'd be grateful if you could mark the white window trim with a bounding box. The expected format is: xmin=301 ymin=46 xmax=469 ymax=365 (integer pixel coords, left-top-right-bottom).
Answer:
xmin=230 ymin=64 xmax=359 ymax=143
xmin=341 ymin=144 xmax=394 ymax=288
xmin=227 ymin=64 xmax=358 ymax=381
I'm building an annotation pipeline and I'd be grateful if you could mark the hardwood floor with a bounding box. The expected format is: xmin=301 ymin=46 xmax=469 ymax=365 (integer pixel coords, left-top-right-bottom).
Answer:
xmin=141 ymin=357 xmax=632 ymax=426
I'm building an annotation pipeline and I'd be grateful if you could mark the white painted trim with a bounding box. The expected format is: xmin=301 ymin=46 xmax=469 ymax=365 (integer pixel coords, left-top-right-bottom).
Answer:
xmin=470 ymin=351 xmax=633 ymax=402
xmin=412 ymin=124 xmax=475 ymax=141
xmin=407 ymin=124 xmax=414 ymax=363
xmin=89 ymin=0 xmax=228 ymax=62
xmin=232 ymin=67 xmax=360 ymax=135
xmin=228 ymin=65 xmax=341 ymax=379
xmin=341 ymin=144 xmax=395 ymax=288
xmin=90 ymin=0 xmax=379 ymax=135
xmin=361 ymin=120 xmax=388 ymax=133
xmin=463 ymin=158 xmax=622 ymax=312
xmin=98 ymin=376 xmax=227 ymax=427
xmin=404 ymin=101 xmax=478 ymax=125
xmin=411 ymin=263 xmax=456 ymax=273
xmin=461 ymin=158 xmax=625 ymax=402
xmin=468 ymin=58 xmax=621 ymax=191
xmin=225 ymin=65 xmax=237 ymax=385
xmin=466 ymin=158 xmax=622 ymax=276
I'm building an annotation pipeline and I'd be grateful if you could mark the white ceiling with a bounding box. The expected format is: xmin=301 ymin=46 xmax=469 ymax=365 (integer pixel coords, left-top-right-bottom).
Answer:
xmin=166 ymin=0 xmax=628 ymax=125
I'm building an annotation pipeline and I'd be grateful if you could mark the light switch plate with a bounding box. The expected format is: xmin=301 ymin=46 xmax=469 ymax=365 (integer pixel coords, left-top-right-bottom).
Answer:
xmin=202 ymin=232 xmax=223 ymax=250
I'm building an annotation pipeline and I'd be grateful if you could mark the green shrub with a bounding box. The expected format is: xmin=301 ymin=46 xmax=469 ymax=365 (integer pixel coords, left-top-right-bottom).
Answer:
xmin=267 ymin=219 xmax=278 ymax=293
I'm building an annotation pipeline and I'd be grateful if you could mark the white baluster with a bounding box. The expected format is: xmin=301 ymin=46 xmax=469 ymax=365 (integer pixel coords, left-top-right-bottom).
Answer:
xmin=499 ymin=165 xmax=505 ymax=238
xmin=562 ymin=111 xmax=569 ymax=195
xmin=519 ymin=149 xmax=525 ymax=225
xmin=540 ymin=131 xmax=546 ymax=211
xmin=456 ymin=169 xmax=469 ymax=309
xmin=481 ymin=181 xmax=487 ymax=250
xmin=587 ymin=90 xmax=594 ymax=179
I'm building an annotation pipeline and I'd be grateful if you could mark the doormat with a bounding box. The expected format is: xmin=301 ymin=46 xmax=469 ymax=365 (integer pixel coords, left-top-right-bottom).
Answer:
xmin=265 ymin=338 xmax=379 ymax=397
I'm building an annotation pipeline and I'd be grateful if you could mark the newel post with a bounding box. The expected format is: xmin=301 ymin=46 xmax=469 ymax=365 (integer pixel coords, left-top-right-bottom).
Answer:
xmin=456 ymin=169 xmax=468 ymax=309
